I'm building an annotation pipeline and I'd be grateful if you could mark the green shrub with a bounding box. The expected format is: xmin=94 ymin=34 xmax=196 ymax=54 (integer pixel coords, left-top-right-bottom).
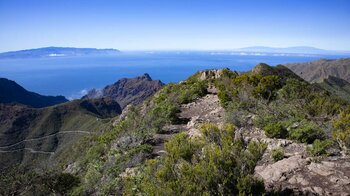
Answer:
xmin=308 ymin=139 xmax=333 ymax=156
xmin=123 ymin=124 xmax=266 ymax=195
xmin=253 ymin=115 xmax=278 ymax=129
xmin=271 ymin=148 xmax=284 ymax=161
xmin=264 ymin=122 xmax=288 ymax=138
xmin=253 ymin=75 xmax=281 ymax=100
xmin=288 ymin=122 xmax=324 ymax=143
xmin=305 ymin=94 xmax=344 ymax=117
xmin=237 ymin=175 xmax=265 ymax=196
xmin=44 ymin=173 xmax=80 ymax=195
xmin=247 ymin=141 xmax=267 ymax=164
xmin=218 ymin=90 xmax=232 ymax=107
xmin=178 ymin=80 xmax=207 ymax=104
xmin=332 ymin=106 xmax=350 ymax=150
xmin=278 ymin=78 xmax=310 ymax=100
xmin=149 ymin=99 xmax=180 ymax=132
xmin=0 ymin=169 xmax=80 ymax=196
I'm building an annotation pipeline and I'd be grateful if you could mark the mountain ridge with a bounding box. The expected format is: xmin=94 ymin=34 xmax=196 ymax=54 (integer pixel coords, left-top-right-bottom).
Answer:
xmin=0 ymin=78 xmax=68 ymax=108
xmin=83 ymin=73 xmax=164 ymax=108
xmin=284 ymin=58 xmax=350 ymax=83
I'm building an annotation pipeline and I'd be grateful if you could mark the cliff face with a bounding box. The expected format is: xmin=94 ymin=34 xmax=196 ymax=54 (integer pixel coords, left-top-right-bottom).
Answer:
xmin=0 ymin=78 xmax=68 ymax=108
xmin=83 ymin=73 xmax=164 ymax=108
xmin=285 ymin=58 xmax=350 ymax=83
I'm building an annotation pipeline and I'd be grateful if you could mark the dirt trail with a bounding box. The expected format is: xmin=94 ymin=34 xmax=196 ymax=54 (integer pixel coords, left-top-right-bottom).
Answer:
xmin=151 ymin=94 xmax=225 ymax=156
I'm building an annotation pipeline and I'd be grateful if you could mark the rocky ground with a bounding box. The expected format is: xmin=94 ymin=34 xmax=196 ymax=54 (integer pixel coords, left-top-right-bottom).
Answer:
xmin=150 ymin=93 xmax=224 ymax=156
xmin=247 ymin=128 xmax=350 ymax=195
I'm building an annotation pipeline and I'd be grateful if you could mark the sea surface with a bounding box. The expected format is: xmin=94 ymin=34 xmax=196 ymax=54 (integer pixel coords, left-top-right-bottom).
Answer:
xmin=0 ymin=51 xmax=347 ymax=99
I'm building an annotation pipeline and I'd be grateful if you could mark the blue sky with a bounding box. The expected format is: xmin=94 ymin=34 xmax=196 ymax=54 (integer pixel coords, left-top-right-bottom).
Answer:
xmin=0 ymin=0 xmax=349 ymax=52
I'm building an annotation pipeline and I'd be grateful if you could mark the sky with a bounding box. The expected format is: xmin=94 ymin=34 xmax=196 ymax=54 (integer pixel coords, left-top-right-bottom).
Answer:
xmin=0 ymin=0 xmax=349 ymax=52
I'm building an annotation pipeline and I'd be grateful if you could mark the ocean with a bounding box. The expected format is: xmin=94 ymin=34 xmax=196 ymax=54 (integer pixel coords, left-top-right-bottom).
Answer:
xmin=0 ymin=51 xmax=346 ymax=99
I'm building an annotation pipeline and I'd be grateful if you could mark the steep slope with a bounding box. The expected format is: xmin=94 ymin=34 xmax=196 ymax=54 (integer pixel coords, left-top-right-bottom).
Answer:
xmin=83 ymin=73 xmax=164 ymax=108
xmin=316 ymin=76 xmax=350 ymax=103
xmin=285 ymin=58 xmax=350 ymax=83
xmin=0 ymin=78 xmax=68 ymax=108
xmin=0 ymin=98 xmax=121 ymax=170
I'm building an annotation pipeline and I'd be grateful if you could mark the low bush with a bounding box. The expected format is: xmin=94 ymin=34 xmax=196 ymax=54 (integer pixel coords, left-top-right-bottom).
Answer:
xmin=264 ymin=122 xmax=288 ymax=138
xmin=288 ymin=122 xmax=324 ymax=144
xmin=271 ymin=148 xmax=284 ymax=161
xmin=332 ymin=106 xmax=350 ymax=151
xmin=277 ymin=78 xmax=310 ymax=100
xmin=253 ymin=75 xmax=281 ymax=100
xmin=123 ymin=124 xmax=266 ymax=195
xmin=308 ymin=139 xmax=333 ymax=156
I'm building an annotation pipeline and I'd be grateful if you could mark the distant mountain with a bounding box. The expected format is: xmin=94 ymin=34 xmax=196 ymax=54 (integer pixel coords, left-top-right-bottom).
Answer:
xmin=284 ymin=58 xmax=350 ymax=83
xmin=236 ymin=46 xmax=350 ymax=55
xmin=0 ymin=78 xmax=68 ymax=108
xmin=83 ymin=73 xmax=164 ymax=108
xmin=0 ymin=47 xmax=120 ymax=59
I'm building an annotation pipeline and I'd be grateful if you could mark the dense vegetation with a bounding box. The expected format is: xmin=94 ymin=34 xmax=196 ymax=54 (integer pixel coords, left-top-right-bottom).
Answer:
xmin=0 ymin=168 xmax=80 ymax=195
xmin=215 ymin=64 xmax=348 ymax=148
xmin=332 ymin=105 xmax=350 ymax=153
xmin=123 ymin=124 xmax=266 ymax=195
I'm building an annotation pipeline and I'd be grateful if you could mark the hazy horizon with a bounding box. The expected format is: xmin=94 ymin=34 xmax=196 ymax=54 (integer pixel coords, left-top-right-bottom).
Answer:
xmin=1 ymin=0 xmax=349 ymax=52
xmin=1 ymin=45 xmax=349 ymax=53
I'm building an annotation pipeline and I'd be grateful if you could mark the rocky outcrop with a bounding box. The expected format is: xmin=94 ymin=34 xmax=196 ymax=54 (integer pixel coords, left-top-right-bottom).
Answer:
xmin=198 ymin=69 xmax=224 ymax=81
xmin=256 ymin=156 xmax=350 ymax=195
xmin=247 ymin=127 xmax=350 ymax=195
xmin=83 ymin=74 xmax=164 ymax=108
xmin=0 ymin=78 xmax=68 ymax=108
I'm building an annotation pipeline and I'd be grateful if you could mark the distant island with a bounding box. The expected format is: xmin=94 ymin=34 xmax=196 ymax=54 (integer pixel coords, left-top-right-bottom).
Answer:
xmin=0 ymin=47 xmax=121 ymax=59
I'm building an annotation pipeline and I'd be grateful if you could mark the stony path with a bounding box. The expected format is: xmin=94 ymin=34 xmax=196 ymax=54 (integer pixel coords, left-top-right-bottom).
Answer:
xmin=151 ymin=94 xmax=225 ymax=156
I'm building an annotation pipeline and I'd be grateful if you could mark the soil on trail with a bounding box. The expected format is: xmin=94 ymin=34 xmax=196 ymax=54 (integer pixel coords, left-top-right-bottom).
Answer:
xmin=151 ymin=94 xmax=225 ymax=156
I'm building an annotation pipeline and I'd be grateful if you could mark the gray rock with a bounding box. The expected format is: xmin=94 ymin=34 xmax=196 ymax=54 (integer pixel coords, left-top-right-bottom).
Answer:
xmin=255 ymin=155 xmax=308 ymax=183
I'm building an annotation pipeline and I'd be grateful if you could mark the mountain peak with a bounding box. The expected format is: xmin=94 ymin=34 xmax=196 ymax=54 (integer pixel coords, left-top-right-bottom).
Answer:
xmin=251 ymin=63 xmax=273 ymax=74
xmin=83 ymin=74 xmax=164 ymax=108
xmin=140 ymin=73 xmax=152 ymax=81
